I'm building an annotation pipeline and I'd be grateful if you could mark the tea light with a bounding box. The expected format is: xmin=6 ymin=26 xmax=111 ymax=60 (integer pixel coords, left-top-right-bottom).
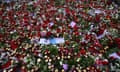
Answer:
xmin=68 ymin=55 xmax=71 ymax=59
xmin=49 ymin=59 xmax=52 ymax=62
xmin=55 ymin=69 xmax=58 ymax=72
xmin=83 ymin=69 xmax=87 ymax=72
xmin=48 ymin=62 xmax=51 ymax=65
xmin=45 ymin=59 xmax=48 ymax=62
xmin=104 ymin=46 xmax=109 ymax=50
xmin=44 ymin=55 xmax=48 ymax=58
xmin=62 ymin=69 xmax=65 ymax=72
xmin=57 ymin=56 xmax=60 ymax=60
xmin=37 ymin=58 xmax=41 ymax=62
xmin=48 ymin=66 xmax=52 ymax=69
xmin=87 ymin=67 xmax=90 ymax=70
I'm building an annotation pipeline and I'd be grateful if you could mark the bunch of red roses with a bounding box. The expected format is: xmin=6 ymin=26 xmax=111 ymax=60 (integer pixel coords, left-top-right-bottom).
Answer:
xmin=0 ymin=0 xmax=120 ymax=72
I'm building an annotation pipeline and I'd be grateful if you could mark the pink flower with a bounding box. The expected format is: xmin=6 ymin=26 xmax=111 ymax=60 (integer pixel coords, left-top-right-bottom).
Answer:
xmin=40 ymin=31 xmax=47 ymax=37
xmin=63 ymin=64 xmax=68 ymax=71
xmin=95 ymin=59 xmax=102 ymax=65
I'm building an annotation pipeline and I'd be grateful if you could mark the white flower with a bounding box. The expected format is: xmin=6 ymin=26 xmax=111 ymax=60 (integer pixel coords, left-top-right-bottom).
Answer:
xmin=49 ymin=22 xmax=54 ymax=26
xmin=70 ymin=21 xmax=76 ymax=28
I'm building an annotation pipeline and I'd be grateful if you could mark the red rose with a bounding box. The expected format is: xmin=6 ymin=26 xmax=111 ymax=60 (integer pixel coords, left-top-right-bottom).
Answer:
xmin=114 ymin=38 xmax=120 ymax=43
xmin=88 ymin=46 xmax=98 ymax=53
xmin=77 ymin=5 xmax=84 ymax=8
xmin=34 ymin=51 xmax=39 ymax=56
xmin=62 ymin=29 xmax=66 ymax=33
xmin=96 ymin=69 xmax=101 ymax=72
xmin=106 ymin=0 xmax=112 ymax=5
xmin=10 ymin=40 xmax=18 ymax=50
xmin=102 ymin=60 xmax=108 ymax=65
xmin=15 ymin=54 xmax=23 ymax=61
xmin=65 ymin=8 xmax=71 ymax=14
xmin=47 ymin=31 xmax=52 ymax=37
xmin=0 ymin=60 xmax=11 ymax=69
xmin=97 ymin=28 xmax=104 ymax=36
xmin=85 ymin=34 xmax=91 ymax=40
xmin=45 ymin=49 xmax=50 ymax=54
xmin=74 ymin=31 xmax=79 ymax=36
xmin=80 ymin=49 xmax=86 ymax=55
xmin=0 ymin=10 xmax=3 ymax=16
xmin=116 ymin=52 xmax=120 ymax=56
xmin=87 ymin=16 xmax=93 ymax=22
xmin=109 ymin=56 xmax=116 ymax=60
xmin=36 ymin=31 xmax=41 ymax=37
xmin=94 ymin=40 xmax=102 ymax=47
xmin=95 ymin=14 xmax=101 ymax=22
xmin=0 ymin=33 xmax=3 ymax=38
xmin=80 ymin=42 xmax=86 ymax=46
xmin=114 ymin=38 xmax=120 ymax=48
xmin=73 ymin=26 xmax=79 ymax=31
xmin=106 ymin=15 xmax=111 ymax=20
xmin=21 ymin=67 xmax=27 ymax=72
xmin=65 ymin=40 xmax=70 ymax=45
xmin=95 ymin=59 xmax=102 ymax=65
xmin=57 ymin=28 xmax=61 ymax=33
xmin=77 ymin=52 xmax=81 ymax=57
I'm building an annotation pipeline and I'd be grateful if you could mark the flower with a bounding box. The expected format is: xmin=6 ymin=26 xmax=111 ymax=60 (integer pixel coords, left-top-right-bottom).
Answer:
xmin=80 ymin=49 xmax=86 ymax=55
xmin=114 ymin=38 xmax=120 ymax=48
xmin=102 ymin=59 xmax=108 ymax=65
xmin=0 ymin=60 xmax=11 ymax=69
xmin=10 ymin=40 xmax=18 ymax=50
xmin=62 ymin=64 xmax=68 ymax=71
xmin=95 ymin=14 xmax=101 ymax=22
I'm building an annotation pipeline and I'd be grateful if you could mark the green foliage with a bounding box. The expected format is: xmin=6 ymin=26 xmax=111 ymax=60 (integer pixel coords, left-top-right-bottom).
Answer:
xmin=55 ymin=0 xmax=65 ymax=6
xmin=103 ymin=47 xmax=120 ymax=58
xmin=48 ymin=45 xmax=58 ymax=55
xmin=0 ymin=42 xmax=5 ymax=48
xmin=79 ymin=56 xmax=94 ymax=69
xmin=67 ymin=59 xmax=77 ymax=67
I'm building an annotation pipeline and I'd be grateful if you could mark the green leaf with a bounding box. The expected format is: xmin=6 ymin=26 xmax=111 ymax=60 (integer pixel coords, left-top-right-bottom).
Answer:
xmin=48 ymin=45 xmax=58 ymax=55
xmin=103 ymin=47 xmax=120 ymax=58
xmin=79 ymin=56 xmax=94 ymax=69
